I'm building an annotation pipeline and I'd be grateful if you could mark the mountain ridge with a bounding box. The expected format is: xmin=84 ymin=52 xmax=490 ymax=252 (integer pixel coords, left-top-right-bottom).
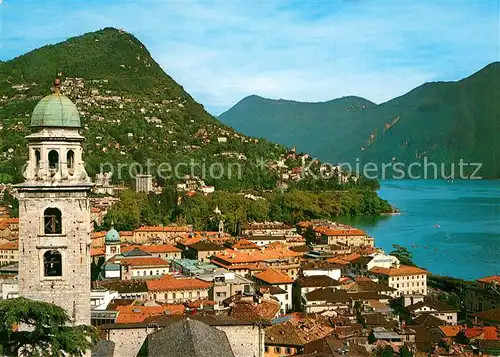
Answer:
xmin=220 ymin=62 xmax=500 ymax=177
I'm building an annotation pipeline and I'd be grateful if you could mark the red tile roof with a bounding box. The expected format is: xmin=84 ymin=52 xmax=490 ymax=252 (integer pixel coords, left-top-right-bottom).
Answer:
xmin=0 ymin=241 xmax=18 ymax=250
xmin=122 ymin=244 xmax=181 ymax=254
xmin=477 ymin=276 xmax=500 ymax=285
xmin=465 ymin=326 xmax=499 ymax=340
xmin=231 ymin=239 xmax=260 ymax=250
xmin=0 ymin=218 xmax=19 ymax=224
xmin=321 ymin=228 xmax=366 ymax=237
xmin=146 ymin=275 xmax=212 ymax=292
xmin=369 ymin=264 xmax=428 ymax=277
xmin=254 ymin=268 xmax=293 ymax=284
xmin=135 ymin=226 xmax=191 ymax=233
xmin=115 ymin=304 xmax=185 ymax=323
xmin=90 ymin=247 xmax=105 ymax=257
xmin=213 ymin=247 xmax=299 ymax=265
xmin=120 ymin=257 xmax=170 ymax=267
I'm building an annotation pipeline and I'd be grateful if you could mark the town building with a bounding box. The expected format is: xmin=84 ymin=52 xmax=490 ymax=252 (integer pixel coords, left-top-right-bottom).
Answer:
xmin=294 ymin=275 xmax=341 ymax=311
xmin=403 ymin=296 xmax=459 ymax=325
xmin=253 ymin=268 xmax=293 ymax=314
xmin=0 ymin=241 xmax=18 ymax=266
xmin=211 ymin=247 xmax=301 ymax=277
xmin=121 ymin=243 xmax=181 ymax=261
xmin=135 ymin=174 xmax=153 ymax=193
xmin=101 ymin=315 xmax=265 ymax=357
xmin=132 ymin=225 xmax=191 ymax=244
xmin=145 ymin=274 xmax=212 ymax=303
xmin=185 ymin=241 xmax=225 ymax=263
xmin=465 ymin=275 xmax=500 ymax=312
xmin=196 ymin=269 xmax=254 ymax=305
xmin=369 ymin=264 xmax=428 ymax=297
xmin=94 ymin=172 xmax=114 ymax=195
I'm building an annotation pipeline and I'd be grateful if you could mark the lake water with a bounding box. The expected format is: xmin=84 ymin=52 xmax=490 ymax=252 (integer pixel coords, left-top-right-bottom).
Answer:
xmin=338 ymin=180 xmax=500 ymax=280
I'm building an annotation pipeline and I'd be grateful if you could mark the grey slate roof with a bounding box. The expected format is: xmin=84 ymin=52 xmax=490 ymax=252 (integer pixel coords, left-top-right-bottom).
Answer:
xmin=146 ymin=318 xmax=235 ymax=357
xmin=91 ymin=340 xmax=115 ymax=357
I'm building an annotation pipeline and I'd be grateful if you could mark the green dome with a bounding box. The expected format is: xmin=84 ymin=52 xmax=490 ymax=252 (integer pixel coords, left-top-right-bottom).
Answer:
xmin=30 ymin=93 xmax=80 ymax=128
xmin=105 ymin=226 xmax=120 ymax=244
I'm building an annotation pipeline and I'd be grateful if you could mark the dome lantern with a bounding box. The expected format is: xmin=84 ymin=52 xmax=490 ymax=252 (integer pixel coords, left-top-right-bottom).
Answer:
xmin=30 ymin=79 xmax=81 ymax=128
xmin=105 ymin=221 xmax=121 ymax=245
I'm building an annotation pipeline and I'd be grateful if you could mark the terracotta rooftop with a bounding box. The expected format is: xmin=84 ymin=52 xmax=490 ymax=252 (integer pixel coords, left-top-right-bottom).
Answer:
xmin=120 ymin=257 xmax=170 ymax=267
xmin=0 ymin=241 xmax=18 ymax=250
xmin=115 ymin=304 xmax=184 ymax=323
xmin=146 ymin=275 xmax=212 ymax=292
xmin=369 ymin=264 xmax=428 ymax=277
xmin=465 ymin=326 xmax=499 ymax=340
xmin=212 ymin=248 xmax=300 ymax=265
xmin=477 ymin=275 xmax=500 ymax=285
xmin=188 ymin=241 xmax=224 ymax=252
xmin=0 ymin=218 xmax=19 ymax=224
xmin=122 ymin=244 xmax=181 ymax=254
xmin=321 ymin=228 xmax=366 ymax=237
xmin=135 ymin=225 xmax=191 ymax=232
xmin=229 ymin=298 xmax=280 ymax=321
xmin=90 ymin=247 xmax=105 ymax=257
xmin=296 ymin=221 xmax=313 ymax=228
xmin=438 ymin=325 xmax=462 ymax=337
xmin=231 ymin=239 xmax=260 ymax=250
xmin=254 ymin=268 xmax=293 ymax=284
xmin=265 ymin=318 xmax=333 ymax=347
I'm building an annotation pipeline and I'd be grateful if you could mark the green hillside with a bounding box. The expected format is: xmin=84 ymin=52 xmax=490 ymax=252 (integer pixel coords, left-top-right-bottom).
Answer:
xmin=219 ymin=95 xmax=375 ymax=155
xmin=0 ymin=27 xmax=392 ymax=224
xmin=0 ymin=27 xmax=284 ymax=189
xmin=220 ymin=62 xmax=500 ymax=178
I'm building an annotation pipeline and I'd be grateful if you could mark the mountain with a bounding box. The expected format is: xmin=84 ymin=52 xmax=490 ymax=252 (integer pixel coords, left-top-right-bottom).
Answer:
xmin=0 ymin=28 xmax=284 ymax=189
xmin=219 ymin=95 xmax=376 ymax=157
xmin=220 ymin=63 xmax=500 ymax=178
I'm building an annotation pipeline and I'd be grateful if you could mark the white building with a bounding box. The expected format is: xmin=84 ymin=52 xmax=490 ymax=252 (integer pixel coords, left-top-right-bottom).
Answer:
xmin=253 ymin=268 xmax=293 ymax=314
xmin=369 ymin=265 xmax=428 ymax=297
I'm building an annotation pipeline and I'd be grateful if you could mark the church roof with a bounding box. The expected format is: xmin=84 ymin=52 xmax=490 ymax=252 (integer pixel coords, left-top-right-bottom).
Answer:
xmin=146 ymin=318 xmax=235 ymax=357
xmin=105 ymin=223 xmax=121 ymax=244
xmin=30 ymin=81 xmax=80 ymax=128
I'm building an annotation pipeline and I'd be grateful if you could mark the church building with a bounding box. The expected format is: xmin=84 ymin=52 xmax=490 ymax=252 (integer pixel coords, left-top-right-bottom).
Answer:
xmin=15 ymin=79 xmax=93 ymax=326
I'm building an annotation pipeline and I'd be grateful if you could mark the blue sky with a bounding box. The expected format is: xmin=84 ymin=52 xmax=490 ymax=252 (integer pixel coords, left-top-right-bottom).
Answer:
xmin=0 ymin=0 xmax=499 ymax=115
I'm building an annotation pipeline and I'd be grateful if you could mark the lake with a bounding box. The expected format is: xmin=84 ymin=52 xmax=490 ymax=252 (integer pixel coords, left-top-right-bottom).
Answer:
xmin=338 ymin=180 xmax=500 ymax=280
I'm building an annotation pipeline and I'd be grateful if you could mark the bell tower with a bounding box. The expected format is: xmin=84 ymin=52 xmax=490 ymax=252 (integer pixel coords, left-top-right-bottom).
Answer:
xmin=15 ymin=79 xmax=92 ymax=325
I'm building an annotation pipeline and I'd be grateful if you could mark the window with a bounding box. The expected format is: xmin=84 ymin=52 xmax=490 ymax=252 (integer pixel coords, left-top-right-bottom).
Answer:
xmin=286 ymin=347 xmax=292 ymax=354
xmin=264 ymin=347 xmax=268 ymax=353
xmin=172 ymin=293 xmax=176 ymax=299
xmin=44 ymin=250 xmax=62 ymax=277
xmin=67 ymin=150 xmax=75 ymax=175
xmin=48 ymin=150 xmax=59 ymax=175
xmin=189 ymin=292 xmax=192 ymax=298
xmin=44 ymin=208 xmax=62 ymax=234
xmin=35 ymin=149 xmax=41 ymax=174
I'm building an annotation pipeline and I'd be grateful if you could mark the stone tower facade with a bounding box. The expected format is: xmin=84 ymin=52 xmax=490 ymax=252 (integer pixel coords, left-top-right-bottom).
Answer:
xmin=15 ymin=79 xmax=92 ymax=326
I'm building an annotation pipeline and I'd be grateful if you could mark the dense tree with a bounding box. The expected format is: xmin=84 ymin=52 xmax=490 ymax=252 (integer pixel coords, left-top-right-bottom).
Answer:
xmin=0 ymin=297 xmax=97 ymax=357
xmin=400 ymin=345 xmax=413 ymax=357
xmin=368 ymin=330 xmax=377 ymax=344
xmin=390 ymin=244 xmax=415 ymax=266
